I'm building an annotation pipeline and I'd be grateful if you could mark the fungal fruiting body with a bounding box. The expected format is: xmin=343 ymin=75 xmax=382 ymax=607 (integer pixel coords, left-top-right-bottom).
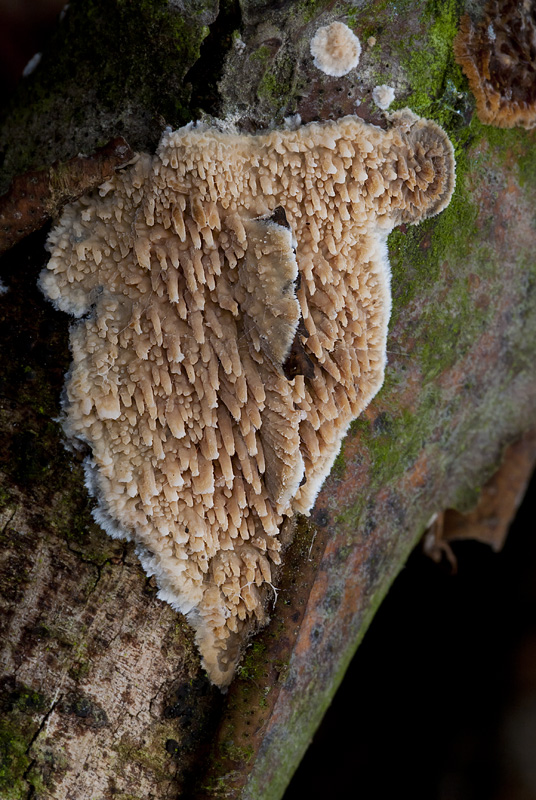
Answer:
xmin=454 ymin=1 xmax=536 ymax=129
xmin=310 ymin=21 xmax=361 ymax=76
xmin=372 ymin=85 xmax=396 ymax=111
xmin=42 ymin=111 xmax=455 ymax=686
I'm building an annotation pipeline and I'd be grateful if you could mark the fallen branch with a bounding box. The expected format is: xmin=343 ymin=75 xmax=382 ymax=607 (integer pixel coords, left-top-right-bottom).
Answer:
xmin=0 ymin=137 xmax=134 ymax=255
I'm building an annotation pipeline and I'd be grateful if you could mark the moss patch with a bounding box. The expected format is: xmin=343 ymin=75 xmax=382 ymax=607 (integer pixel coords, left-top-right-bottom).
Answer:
xmin=394 ymin=0 xmax=467 ymax=128
xmin=0 ymin=720 xmax=31 ymax=800
xmin=237 ymin=641 xmax=268 ymax=682
xmin=0 ymin=0 xmax=219 ymax=192
xmin=0 ymin=682 xmax=51 ymax=799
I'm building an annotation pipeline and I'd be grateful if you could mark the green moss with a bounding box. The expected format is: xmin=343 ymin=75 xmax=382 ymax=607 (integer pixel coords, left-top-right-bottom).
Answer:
xmin=482 ymin=125 xmax=536 ymax=190
xmin=294 ymin=0 xmax=332 ymax=23
xmin=0 ymin=721 xmax=30 ymax=799
xmin=517 ymin=139 xmax=536 ymax=189
xmin=347 ymin=0 xmax=410 ymax=26
xmin=112 ymin=735 xmax=173 ymax=783
xmin=395 ymin=0 xmax=465 ymax=125
xmin=257 ymin=72 xmax=280 ymax=102
xmin=250 ymin=45 xmax=271 ymax=65
xmin=256 ymin=55 xmax=294 ymax=111
xmin=389 ymin=190 xmax=486 ymax=377
xmin=237 ymin=641 xmax=267 ymax=682
xmin=330 ymin=441 xmax=347 ymax=480
xmin=347 ymin=0 xmax=417 ymax=45
xmin=0 ymin=0 xmax=217 ymax=189
xmin=222 ymin=741 xmax=255 ymax=764
xmin=336 ymin=104 xmax=536 ymax=519
xmin=68 ymin=658 xmax=91 ymax=681
xmin=0 ymin=485 xmax=13 ymax=512
xmin=0 ymin=684 xmax=51 ymax=798
xmin=389 ymin=110 xmax=536 ymax=344
xmin=335 ymin=399 xmax=435 ymax=529
xmin=355 ymin=0 xmax=468 ymax=147
xmin=364 ymin=0 xmax=465 ymax=137
xmin=333 ymin=102 xmax=536 ymax=530
xmin=11 ymin=688 xmax=48 ymax=715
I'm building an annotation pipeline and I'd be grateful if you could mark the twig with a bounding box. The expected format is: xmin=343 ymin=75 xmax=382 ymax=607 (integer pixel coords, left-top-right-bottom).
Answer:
xmin=0 ymin=137 xmax=135 ymax=255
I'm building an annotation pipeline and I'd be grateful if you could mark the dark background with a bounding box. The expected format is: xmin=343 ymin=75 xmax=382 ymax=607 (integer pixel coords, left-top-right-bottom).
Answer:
xmin=2 ymin=4 xmax=535 ymax=799
xmin=285 ymin=471 xmax=536 ymax=800
xmin=0 ymin=0 xmax=64 ymax=101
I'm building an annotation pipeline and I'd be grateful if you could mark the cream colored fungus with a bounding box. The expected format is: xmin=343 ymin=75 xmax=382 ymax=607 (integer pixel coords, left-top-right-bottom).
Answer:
xmin=41 ymin=110 xmax=455 ymax=685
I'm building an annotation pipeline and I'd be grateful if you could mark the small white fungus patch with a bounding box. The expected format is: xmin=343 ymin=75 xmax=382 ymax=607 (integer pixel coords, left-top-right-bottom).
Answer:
xmin=372 ymin=84 xmax=396 ymax=110
xmin=234 ymin=34 xmax=246 ymax=52
xmin=310 ymin=21 xmax=361 ymax=77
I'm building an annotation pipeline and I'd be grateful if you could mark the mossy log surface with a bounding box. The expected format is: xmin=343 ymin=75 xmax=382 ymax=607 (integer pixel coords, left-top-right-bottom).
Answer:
xmin=1 ymin=1 xmax=535 ymax=799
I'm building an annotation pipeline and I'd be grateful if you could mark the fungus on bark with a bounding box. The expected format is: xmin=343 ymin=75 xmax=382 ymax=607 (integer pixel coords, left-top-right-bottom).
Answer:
xmin=454 ymin=0 xmax=536 ymax=129
xmin=41 ymin=110 xmax=455 ymax=686
xmin=309 ymin=21 xmax=361 ymax=77
xmin=372 ymin=85 xmax=396 ymax=111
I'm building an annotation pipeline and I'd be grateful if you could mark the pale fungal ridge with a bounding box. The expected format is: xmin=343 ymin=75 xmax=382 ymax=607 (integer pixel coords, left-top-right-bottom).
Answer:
xmin=372 ymin=84 xmax=396 ymax=111
xmin=42 ymin=110 xmax=455 ymax=686
xmin=310 ymin=21 xmax=361 ymax=77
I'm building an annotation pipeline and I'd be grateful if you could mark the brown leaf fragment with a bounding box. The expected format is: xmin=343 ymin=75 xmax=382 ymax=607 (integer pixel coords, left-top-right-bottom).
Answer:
xmin=0 ymin=137 xmax=134 ymax=255
xmin=269 ymin=205 xmax=291 ymax=229
xmin=424 ymin=430 xmax=536 ymax=564
xmin=282 ymin=319 xmax=315 ymax=381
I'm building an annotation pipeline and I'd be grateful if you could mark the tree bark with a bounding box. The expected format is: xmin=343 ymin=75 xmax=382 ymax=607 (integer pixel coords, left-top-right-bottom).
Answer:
xmin=1 ymin=1 xmax=535 ymax=798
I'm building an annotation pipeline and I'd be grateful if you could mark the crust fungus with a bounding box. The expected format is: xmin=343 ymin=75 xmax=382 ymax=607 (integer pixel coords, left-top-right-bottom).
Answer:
xmin=372 ymin=85 xmax=396 ymax=111
xmin=454 ymin=0 xmax=536 ymax=129
xmin=310 ymin=21 xmax=361 ymax=77
xmin=41 ymin=110 xmax=455 ymax=686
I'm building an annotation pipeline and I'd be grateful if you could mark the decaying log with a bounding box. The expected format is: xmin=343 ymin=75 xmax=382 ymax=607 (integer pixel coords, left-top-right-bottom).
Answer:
xmin=1 ymin=1 xmax=535 ymax=798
